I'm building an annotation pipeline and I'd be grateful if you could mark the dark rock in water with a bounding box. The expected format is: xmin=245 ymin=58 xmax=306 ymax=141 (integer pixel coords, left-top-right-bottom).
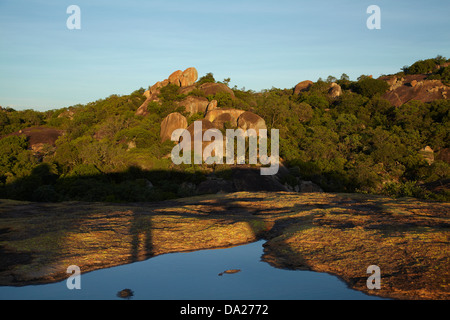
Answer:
xmin=218 ymin=269 xmax=241 ymax=276
xmin=117 ymin=289 xmax=134 ymax=299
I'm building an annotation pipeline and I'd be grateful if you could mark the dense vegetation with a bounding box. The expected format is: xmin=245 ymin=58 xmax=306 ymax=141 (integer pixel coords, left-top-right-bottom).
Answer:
xmin=0 ymin=57 xmax=449 ymax=202
xmin=401 ymin=55 xmax=450 ymax=85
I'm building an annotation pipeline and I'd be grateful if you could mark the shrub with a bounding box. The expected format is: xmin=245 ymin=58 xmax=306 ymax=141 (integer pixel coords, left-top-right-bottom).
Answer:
xmin=197 ymin=72 xmax=215 ymax=85
xmin=351 ymin=77 xmax=389 ymax=98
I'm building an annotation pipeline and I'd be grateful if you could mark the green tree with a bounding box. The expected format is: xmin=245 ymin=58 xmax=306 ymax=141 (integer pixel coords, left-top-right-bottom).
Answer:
xmin=197 ymin=72 xmax=215 ymax=85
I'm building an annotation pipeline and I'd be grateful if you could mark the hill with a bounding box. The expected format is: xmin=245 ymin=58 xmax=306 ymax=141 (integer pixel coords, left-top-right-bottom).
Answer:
xmin=0 ymin=57 xmax=449 ymax=202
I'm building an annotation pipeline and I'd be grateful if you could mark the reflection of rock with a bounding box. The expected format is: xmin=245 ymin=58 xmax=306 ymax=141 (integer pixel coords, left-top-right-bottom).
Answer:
xmin=117 ymin=289 xmax=134 ymax=299
xmin=160 ymin=112 xmax=188 ymax=142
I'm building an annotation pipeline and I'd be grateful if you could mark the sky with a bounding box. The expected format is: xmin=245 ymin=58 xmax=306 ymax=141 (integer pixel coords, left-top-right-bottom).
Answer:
xmin=0 ymin=0 xmax=449 ymax=111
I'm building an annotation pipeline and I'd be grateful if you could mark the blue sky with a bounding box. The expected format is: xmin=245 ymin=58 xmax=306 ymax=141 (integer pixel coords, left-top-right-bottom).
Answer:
xmin=0 ymin=0 xmax=449 ymax=111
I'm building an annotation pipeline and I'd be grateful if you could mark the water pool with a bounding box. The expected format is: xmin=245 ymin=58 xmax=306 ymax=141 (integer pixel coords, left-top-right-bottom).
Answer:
xmin=0 ymin=240 xmax=385 ymax=300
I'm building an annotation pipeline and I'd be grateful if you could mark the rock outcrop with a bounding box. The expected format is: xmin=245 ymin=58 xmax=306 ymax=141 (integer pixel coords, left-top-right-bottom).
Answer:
xmin=137 ymin=67 xmax=199 ymax=116
xmin=380 ymin=74 xmax=449 ymax=107
xmin=196 ymin=83 xmax=236 ymax=99
xmin=328 ymin=83 xmax=342 ymax=98
xmin=168 ymin=70 xmax=183 ymax=86
xmin=180 ymin=67 xmax=198 ymax=87
xmin=167 ymin=68 xmax=198 ymax=87
xmin=237 ymin=111 xmax=267 ymax=132
xmin=294 ymin=80 xmax=313 ymax=95
xmin=180 ymin=119 xmax=219 ymax=155
xmin=204 ymin=109 xmax=246 ymax=128
xmin=160 ymin=112 xmax=188 ymax=142
xmin=177 ymin=96 xmax=211 ymax=116
xmin=6 ymin=127 xmax=64 ymax=155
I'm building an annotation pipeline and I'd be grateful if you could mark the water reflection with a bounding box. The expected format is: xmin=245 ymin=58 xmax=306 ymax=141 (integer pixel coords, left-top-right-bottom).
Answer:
xmin=0 ymin=241 xmax=385 ymax=300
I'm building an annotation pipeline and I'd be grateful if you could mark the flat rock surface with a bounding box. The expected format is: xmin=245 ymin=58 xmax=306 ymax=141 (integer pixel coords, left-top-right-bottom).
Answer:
xmin=0 ymin=192 xmax=448 ymax=300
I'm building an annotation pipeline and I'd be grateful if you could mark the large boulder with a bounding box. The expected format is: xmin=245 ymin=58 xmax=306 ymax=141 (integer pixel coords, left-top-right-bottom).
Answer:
xmin=168 ymin=67 xmax=198 ymax=87
xmin=210 ymin=113 xmax=236 ymax=130
xmin=168 ymin=70 xmax=183 ymax=86
xmin=6 ymin=127 xmax=64 ymax=155
xmin=204 ymin=109 xmax=246 ymax=127
xmin=177 ymin=96 xmax=210 ymax=116
xmin=328 ymin=83 xmax=342 ymax=98
xmin=381 ymin=74 xmax=449 ymax=107
xmin=198 ymin=83 xmax=236 ymax=99
xmin=180 ymin=67 xmax=198 ymax=87
xmin=181 ymin=119 xmax=219 ymax=157
xmin=185 ymin=119 xmax=216 ymax=137
xmin=237 ymin=111 xmax=267 ymax=132
xmin=419 ymin=146 xmax=435 ymax=165
xmin=294 ymin=80 xmax=313 ymax=95
xmin=160 ymin=112 xmax=188 ymax=142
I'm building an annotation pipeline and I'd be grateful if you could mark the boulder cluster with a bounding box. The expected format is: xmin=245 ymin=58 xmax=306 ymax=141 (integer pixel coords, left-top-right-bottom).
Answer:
xmin=379 ymin=74 xmax=449 ymax=107
xmin=137 ymin=67 xmax=268 ymax=145
xmin=293 ymin=80 xmax=342 ymax=98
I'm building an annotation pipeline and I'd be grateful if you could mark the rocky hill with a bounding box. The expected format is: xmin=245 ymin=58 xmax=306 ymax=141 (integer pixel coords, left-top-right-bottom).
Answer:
xmin=0 ymin=57 xmax=449 ymax=203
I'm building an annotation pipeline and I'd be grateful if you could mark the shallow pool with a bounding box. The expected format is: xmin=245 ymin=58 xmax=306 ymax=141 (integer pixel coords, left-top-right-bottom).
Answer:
xmin=0 ymin=240 xmax=385 ymax=300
